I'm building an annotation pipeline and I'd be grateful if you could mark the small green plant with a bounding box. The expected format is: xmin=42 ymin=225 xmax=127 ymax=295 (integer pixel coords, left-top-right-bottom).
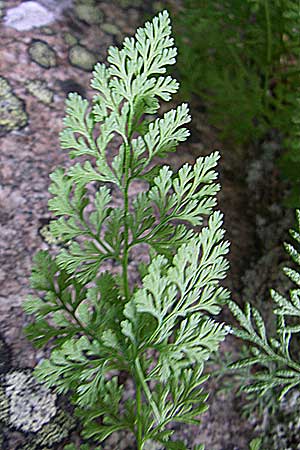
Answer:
xmin=249 ymin=438 xmax=262 ymax=450
xmin=279 ymin=94 xmax=300 ymax=206
xmin=24 ymin=11 xmax=230 ymax=449
xmin=174 ymin=0 xmax=300 ymax=203
xmin=227 ymin=210 xmax=300 ymax=405
xmin=175 ymin=0 xmax=300 ymax=142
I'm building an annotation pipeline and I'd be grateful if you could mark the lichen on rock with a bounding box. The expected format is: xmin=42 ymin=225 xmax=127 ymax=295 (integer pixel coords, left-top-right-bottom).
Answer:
xmin=0 ymin=335 xmax=76 ymax=449
xmin=0 ymin=77 xmax=28 ymax=136
xmin=4 ymin=370 xmax=57 ymax=433
xmin=26 ymin=79 xmax=54 ymax=105
xmin=0 ymin=385 xmax=9 ymax=423
xmin=39 ymin=26 xmax=55 ymax=35
xmin=0 ymin=368 xmax=76 ymax=447
xmin=68 ymin=44 xmax=97 ymax=71
xmin=28 ymin=39 xmax=57 ymax=69
xmin=57 ymin=78 xmax=86 ymax=98
xmin=63 ymin=31 xmax=78 ymax=46
xmin=101 ymin=23 xmax=120 ymax=36
xmin=29 ymin=409 xmax=76 ymax=448
xmin=74 ymin=0 xmax=103 ymax=25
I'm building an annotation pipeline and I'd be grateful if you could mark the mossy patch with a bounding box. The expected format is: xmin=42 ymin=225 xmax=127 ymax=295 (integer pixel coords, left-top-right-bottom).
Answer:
xmin=69 ymin=44 xmax=97 ymax=71
xmin=28 ymin=39 xmax=57 ymax=69
xmin=0 ymin=77 xmax=28 ymax=136
xmin=74 ymin=1 xmax=103 ymax=25
xmin=26 ymin=79 xmax=54 ymax=105
xmin=32 ymin=409 xmax=75 ymax=447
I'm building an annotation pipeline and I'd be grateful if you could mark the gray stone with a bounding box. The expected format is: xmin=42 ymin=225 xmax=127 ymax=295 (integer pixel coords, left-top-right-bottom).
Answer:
xmin=4 ymin=1 xmax=55 ymax=31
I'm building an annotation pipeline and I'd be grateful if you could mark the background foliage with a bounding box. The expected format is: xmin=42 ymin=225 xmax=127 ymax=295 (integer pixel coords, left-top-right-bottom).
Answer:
xmin=174 ymin=0 xmax=300 ymax=204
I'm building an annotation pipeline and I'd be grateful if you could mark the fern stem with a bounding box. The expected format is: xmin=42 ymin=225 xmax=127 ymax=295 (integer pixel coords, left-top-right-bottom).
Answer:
xmin=122 ymin=104 xmax=134 ymax=302
xmin=56 ymin=288 xmax=97 ymax=340
xmin=136 ymin=381 xmax=143 ymax=450
xmin=77 ymin=215 xmax=114 ymax=256
xmin=122 ymin=178 xmax=130 ymax=302
xmin=135 ymin=357 xmax=161 ymax=423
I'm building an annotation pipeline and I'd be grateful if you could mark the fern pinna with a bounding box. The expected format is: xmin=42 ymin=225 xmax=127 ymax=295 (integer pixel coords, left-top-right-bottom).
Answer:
xmin=24 ymin=11 xmax=230 ymax=450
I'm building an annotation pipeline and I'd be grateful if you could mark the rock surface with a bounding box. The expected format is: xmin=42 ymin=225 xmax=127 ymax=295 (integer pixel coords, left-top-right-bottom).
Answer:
xmin=4 ymin=1 xmax=55 ymax=31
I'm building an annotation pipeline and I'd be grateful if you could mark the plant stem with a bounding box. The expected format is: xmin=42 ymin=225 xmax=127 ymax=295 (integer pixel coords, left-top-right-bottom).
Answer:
xmin=136 ymin=381 xmax=143 ymax=450
xmin=122 ymin=106 xmax=134 ymax=302
xmin=122 ymin=176 xmax=130 ymax=302
xmin=135 ymin=357 xmax=161 ymax=423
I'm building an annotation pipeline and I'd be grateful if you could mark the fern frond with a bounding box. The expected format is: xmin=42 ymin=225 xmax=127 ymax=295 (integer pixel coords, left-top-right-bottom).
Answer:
xmin=227 ymin=209 xmax=300 ymax=403
xmin=24 ymin=10 xmax=229 ymax=449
